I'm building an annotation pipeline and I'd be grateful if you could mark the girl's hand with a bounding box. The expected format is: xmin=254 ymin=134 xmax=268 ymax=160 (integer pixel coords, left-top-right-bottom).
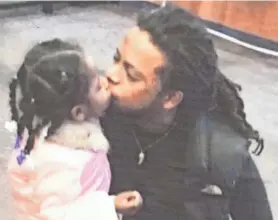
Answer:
xmin=114 ymin=191 xmax=143 ymax=216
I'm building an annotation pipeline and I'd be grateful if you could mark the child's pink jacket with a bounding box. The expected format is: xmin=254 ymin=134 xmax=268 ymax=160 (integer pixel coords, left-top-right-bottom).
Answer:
xmin=8 ymin=121 xmax=119 ymax=220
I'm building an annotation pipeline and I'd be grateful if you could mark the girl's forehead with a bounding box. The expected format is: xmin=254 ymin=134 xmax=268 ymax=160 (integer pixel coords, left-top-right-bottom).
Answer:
xmin=84 ymin=55 xmax=104 ymax=77
xmin=84 ymin=55 xmax=97 ymax=75
xmin=85 ymin=55 xmax=95 ymax=69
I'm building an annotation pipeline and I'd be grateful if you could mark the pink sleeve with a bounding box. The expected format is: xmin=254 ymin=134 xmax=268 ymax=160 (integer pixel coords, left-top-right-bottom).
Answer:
xmin=33 ymin=152 xmax=115 ymax=220
xmin=79 ymin=151 xmax=111 ymax=195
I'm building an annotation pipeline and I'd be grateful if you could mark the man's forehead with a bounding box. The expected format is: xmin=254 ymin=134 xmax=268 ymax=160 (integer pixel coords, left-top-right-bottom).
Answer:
xmin=121 ymin=27 xmax=164 ymax=65
xmin=123 ymin=27 xmax=151 ymax=48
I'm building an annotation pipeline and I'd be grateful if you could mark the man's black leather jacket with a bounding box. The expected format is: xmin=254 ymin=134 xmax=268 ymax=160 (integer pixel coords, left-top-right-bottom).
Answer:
xmin=102 ymin=112 xmax=273 ymax=220
xmin=181 ymin=113 xmax=273 ymax=220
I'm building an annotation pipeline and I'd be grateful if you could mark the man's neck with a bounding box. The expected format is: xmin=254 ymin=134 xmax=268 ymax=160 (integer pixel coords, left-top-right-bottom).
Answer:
xmin=136 ymin=107 xmax=177 ymax=134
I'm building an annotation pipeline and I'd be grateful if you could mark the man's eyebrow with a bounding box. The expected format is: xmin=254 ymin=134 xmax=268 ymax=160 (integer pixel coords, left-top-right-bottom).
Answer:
xmin=115 ymin=48 xmax=120 ymax=57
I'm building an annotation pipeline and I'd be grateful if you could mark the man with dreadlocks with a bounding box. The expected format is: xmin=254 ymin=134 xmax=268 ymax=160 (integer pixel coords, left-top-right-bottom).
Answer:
xmin=101 ymin=4 xmax=273 ymax=220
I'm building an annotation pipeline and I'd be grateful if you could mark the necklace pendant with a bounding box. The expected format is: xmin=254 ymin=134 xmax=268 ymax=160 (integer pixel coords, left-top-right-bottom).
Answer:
xmin=138 ymin=152 xmax=145 ymax=165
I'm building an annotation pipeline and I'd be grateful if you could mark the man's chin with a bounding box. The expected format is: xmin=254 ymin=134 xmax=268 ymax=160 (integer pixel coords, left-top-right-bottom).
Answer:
xmin=108 ymin=99 xmax=147 ymax=118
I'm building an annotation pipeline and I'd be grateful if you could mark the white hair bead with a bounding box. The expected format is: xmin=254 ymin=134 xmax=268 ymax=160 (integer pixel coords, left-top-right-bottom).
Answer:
xmin=5 ymin=120 xmax=17 ymax=133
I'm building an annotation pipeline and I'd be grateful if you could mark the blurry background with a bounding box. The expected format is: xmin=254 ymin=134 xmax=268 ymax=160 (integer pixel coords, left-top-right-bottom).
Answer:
xmin=0 ymin=2 xmax=277 ymax=219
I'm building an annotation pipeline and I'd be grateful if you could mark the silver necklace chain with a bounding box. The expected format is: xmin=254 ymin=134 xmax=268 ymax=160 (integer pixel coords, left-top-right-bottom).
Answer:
xmin=132 ymin=122 xmax=177 ymax=165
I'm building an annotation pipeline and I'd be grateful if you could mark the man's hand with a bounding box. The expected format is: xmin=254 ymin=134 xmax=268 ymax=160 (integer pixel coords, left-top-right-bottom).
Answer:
xmin=114 ymin=191 xmax=143 ymax=216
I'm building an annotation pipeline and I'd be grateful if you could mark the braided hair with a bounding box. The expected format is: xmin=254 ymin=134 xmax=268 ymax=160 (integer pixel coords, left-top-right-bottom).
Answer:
xmin=137 ymin=4 xmax=264 ymax=155
xmin=8 ymin=38 xmax=94 ymax=161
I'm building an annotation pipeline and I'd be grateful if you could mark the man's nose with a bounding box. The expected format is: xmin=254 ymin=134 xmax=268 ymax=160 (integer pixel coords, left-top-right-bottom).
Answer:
xmin=99 ymin=76 xmax=109 ymax=90
xmin=106 ymin=66 xmax=120 ymax=85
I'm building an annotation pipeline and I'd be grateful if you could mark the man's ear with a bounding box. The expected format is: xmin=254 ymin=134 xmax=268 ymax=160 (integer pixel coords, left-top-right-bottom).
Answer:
xmin=71 ymin=104 xmax=88 ymax=122
xmin=163 ymin=90 xmax=184 ymax=110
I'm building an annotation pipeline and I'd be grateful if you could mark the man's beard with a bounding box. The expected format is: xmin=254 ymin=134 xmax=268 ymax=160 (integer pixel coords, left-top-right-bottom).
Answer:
xmin=107 ymin=96 xmax=155 ymax=120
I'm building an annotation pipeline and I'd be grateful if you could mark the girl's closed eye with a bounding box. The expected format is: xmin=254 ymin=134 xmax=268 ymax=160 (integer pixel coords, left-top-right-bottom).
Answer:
xmin=95 ymin=76 xmax=102 ymax=91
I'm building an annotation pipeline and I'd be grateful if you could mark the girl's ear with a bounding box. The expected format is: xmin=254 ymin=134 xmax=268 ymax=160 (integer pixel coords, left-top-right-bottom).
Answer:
xmin=71 ymin=104 xmax=89 ymax=122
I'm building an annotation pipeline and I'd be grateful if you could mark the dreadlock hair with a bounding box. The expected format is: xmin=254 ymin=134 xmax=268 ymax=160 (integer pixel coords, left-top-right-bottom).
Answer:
xmin=137 ymin=4 xmax=264 ymax=155
xmin=8 ymin=38 xmax=94 ymax=158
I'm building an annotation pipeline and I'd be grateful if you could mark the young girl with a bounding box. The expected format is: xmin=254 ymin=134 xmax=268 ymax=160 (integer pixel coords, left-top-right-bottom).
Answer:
xmin=7 ymin=38 xmax=142 ymax=220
